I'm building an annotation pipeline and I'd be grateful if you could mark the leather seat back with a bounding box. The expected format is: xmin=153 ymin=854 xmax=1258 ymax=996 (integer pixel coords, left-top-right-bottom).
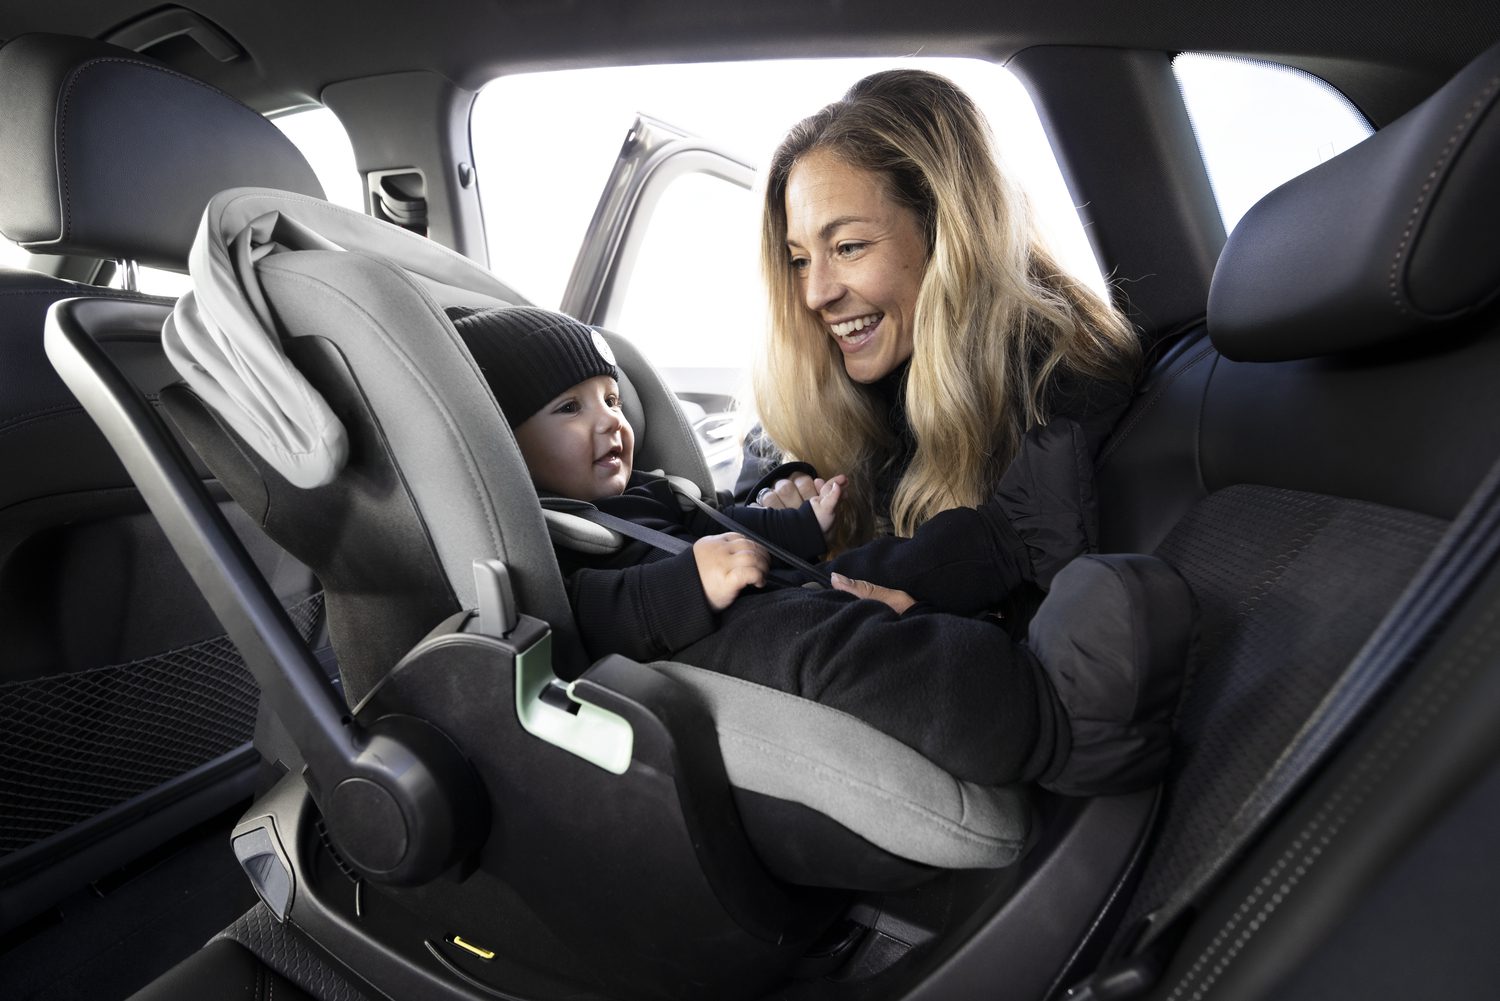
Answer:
xmin=1096 ymin=37 xmax=1500 ymax=939
xmin=0 ymin=32 xmax=327 ymax=935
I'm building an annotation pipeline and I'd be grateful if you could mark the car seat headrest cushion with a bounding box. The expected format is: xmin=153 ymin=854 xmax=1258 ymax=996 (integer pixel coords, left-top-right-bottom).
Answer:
xmin=0 ymin=33 xmax=324 ymax=269
xmin=1209 ymin=39 xmax=1500 ymax=362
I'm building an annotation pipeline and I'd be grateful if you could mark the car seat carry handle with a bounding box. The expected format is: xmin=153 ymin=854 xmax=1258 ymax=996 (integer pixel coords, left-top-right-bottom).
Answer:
xmin=1068 ymin=444 xmax=1500 ymax=1000
xmin=45 ymin=296 xmax=489 ymax=888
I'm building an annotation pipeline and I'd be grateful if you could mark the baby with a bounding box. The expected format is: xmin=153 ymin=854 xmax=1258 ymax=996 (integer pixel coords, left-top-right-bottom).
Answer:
xmin=450 ymin=305 xmax=1194 ymax=797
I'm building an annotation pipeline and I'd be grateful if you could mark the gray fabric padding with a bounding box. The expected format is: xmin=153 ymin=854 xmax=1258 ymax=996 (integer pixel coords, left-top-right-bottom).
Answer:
xmin=249 ymin=250 xmax=582 ymax=663
xmin=540 ymin=473 xmax=702 ymax=557
xmin=542 ymin=502 xmax=625 ymax=555
xmin=647 ymin=661 xmax=1031 ymax=868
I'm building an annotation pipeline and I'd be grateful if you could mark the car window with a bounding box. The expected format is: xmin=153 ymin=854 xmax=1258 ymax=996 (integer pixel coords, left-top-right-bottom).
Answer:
xmin=271 ymin=106 xmax=364 ymax=213
xmin=471 ymin=57 xmax=1107 ymax=349
xmin=0 ymin=236 xmax=27 ymax=269
xmin=1174 ymin=53 xmax=1374 ymax=236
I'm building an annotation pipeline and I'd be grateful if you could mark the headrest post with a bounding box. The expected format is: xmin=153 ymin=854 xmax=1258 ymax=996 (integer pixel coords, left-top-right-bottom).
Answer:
xmin=116 ymin=259 xmax=140 ymax=293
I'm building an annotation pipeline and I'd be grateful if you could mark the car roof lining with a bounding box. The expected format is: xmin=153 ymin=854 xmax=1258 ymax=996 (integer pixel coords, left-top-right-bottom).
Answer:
xmin=2 ymin=1 xmax=1499 ymax=126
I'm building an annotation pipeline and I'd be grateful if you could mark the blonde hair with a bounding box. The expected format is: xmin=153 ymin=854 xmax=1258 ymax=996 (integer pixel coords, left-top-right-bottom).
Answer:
xmin=755 ymin=69 xmax=1138 ymax=550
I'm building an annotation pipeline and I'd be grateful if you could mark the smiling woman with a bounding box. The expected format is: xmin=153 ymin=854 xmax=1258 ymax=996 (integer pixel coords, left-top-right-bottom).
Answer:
xmin=752 ymin=69 xmax=1139 ymax=551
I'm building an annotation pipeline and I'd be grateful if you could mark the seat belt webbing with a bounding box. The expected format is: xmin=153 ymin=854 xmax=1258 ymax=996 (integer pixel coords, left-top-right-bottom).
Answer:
xmin=571 ymin=495 xmax=832 ymax=588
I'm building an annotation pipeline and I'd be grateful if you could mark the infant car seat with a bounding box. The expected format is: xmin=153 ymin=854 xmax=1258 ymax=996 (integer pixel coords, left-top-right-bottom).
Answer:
xmin=46 ymin=188 xmax=1117 ymax=1001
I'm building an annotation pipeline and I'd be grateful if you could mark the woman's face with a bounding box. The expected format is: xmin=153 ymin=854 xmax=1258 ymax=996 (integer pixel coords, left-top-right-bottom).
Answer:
xmin=783 ymin=150 xmax=928 ymax=384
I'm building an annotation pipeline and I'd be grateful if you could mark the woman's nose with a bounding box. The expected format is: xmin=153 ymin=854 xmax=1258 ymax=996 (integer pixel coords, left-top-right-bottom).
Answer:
xmin=803 ymin=260 xmax=843 ymax=312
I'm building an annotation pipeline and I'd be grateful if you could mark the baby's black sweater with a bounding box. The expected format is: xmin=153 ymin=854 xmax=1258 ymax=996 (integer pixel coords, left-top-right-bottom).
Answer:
xmin=557 ymin=475 xmax=827 ymax=662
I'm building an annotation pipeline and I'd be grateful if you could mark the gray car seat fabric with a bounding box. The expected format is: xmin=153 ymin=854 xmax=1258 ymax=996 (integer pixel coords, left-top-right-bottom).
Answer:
xmin=163 ymin=187 xmax=1032 ymax=871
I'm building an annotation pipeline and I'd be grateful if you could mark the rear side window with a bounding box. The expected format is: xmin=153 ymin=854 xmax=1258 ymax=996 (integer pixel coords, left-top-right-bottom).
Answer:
xmin=272 ymin=107 xmax=364 ymax=213
xmin=0 ymin=238 xmax=27 ymax=269
xmin=1174 ymin=53 xmax=1373 ymax=236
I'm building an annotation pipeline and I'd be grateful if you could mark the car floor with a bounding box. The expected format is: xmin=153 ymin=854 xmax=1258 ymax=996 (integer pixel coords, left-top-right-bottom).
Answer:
xmin=0 ymin=806 xmax=257 ymax=1001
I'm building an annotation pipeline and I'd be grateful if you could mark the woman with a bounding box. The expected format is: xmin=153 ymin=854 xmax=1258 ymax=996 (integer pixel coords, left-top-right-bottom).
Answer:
xmin=745 ymin=69 xmax=1139 ymax=568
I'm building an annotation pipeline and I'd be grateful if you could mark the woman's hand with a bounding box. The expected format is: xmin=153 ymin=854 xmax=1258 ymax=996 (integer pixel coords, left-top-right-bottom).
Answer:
xmin=693 ymin=533 xmax=770 ymax=611
xmin=830 ymin=573 xmax=917 ymax=614
xmin=757 ymin=472 xmax=849 ymax=539
xmin=755 ymin=473 xmax=823 ymax=510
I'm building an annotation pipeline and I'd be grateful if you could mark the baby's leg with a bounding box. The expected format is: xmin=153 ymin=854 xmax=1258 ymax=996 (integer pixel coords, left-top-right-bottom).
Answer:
xmin=674 ymin=589 xmax=1054 ymax=785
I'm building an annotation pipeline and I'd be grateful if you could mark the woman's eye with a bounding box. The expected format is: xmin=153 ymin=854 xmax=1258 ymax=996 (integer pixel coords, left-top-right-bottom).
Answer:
xmin=836 ymin=242 xmax=867 ymax=258
xmin=788 ymin=255 xmax=809 ymax=274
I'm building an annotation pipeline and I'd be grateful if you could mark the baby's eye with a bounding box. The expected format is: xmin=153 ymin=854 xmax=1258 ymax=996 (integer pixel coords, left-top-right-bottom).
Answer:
xmin=552 ymin=400 xmax=580 ymax=415
xmin=606 ymin=394 xmax=622 ymax=409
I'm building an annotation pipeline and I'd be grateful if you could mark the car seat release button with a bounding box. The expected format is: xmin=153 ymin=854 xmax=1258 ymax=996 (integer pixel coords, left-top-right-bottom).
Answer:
xmin=232 ymin=825 xmax=294 ymax=921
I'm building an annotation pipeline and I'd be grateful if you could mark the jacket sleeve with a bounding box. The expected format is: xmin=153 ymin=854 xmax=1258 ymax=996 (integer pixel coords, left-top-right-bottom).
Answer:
xmin=714 ymin=502 xmax=828 ymax=561
xmin=827 ymin=504 xmax=1030 ymax=616
xmin=730 ymin=425 xmax=782 ymax=502
xmin=566 ymin=549 xmax=717 ymax=662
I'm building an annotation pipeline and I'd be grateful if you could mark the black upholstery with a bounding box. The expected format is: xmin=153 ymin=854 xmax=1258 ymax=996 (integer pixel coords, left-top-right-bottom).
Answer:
xmin=0 ymin=33 xmax=326 ymax=935
xmin=1094 ymin=35 xmax=1500 ymax=961
xmin=1208 ymin=39 xmax=1500 ymax=362
xmin=0 ymin=33 xmax=324 ymax=267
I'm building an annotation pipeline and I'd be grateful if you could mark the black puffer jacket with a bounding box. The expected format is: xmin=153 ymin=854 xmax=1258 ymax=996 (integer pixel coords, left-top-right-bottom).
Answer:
xmin=733 ymin=364 xmax=1133 ymax=614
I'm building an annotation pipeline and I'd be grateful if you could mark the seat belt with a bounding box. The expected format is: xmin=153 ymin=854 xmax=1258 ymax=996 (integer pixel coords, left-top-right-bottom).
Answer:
xmin=570 ymin=495 xmax=833 ymax=588
xmin=677 ymin=492 xmax=833 ymax=587
xmin=1066 ymin=450 xmax=1500 ymax=1000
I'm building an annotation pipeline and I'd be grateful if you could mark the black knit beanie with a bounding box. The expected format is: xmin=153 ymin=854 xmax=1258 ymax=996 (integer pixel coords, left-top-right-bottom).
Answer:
xmin=447 ymin=305 xmax=618 ymax=427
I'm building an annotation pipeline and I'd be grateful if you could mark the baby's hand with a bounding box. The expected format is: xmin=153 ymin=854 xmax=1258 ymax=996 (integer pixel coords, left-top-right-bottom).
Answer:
xmin=809 ymin=474 xmax=847 ymax=538
xmin=693 ymin=532 xmax=770 ymax=611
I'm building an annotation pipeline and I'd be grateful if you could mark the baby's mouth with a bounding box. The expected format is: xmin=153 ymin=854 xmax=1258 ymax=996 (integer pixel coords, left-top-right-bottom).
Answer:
xmin=595 ymin=445 xmax=623 ymax=466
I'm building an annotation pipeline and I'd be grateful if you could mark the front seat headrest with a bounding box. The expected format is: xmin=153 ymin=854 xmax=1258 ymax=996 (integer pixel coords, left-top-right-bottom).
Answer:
xmin=1209 ymin=39 xmax=1500 ymax=362
xmin=0 ymin=32 xmax=324 ymax=269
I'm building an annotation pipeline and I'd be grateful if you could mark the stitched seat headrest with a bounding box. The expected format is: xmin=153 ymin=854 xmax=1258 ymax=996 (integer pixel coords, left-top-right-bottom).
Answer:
xmin=1209 ymin=39 xmax=1500 ymax=362
xmin=0 ymin=33 xmax=324 ymax=269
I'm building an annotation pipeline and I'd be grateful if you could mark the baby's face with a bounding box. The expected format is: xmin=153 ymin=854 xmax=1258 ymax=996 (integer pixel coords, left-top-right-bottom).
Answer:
xmin=514 ymin=375 xmax=635 ymax=500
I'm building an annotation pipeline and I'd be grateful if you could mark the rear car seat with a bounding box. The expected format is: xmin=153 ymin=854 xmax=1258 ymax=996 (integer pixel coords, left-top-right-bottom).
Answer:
xmin=1093 ymin=34 xmax=1500 ymax=960
xmin=0 ymin=32 xmax=329 ymax=935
